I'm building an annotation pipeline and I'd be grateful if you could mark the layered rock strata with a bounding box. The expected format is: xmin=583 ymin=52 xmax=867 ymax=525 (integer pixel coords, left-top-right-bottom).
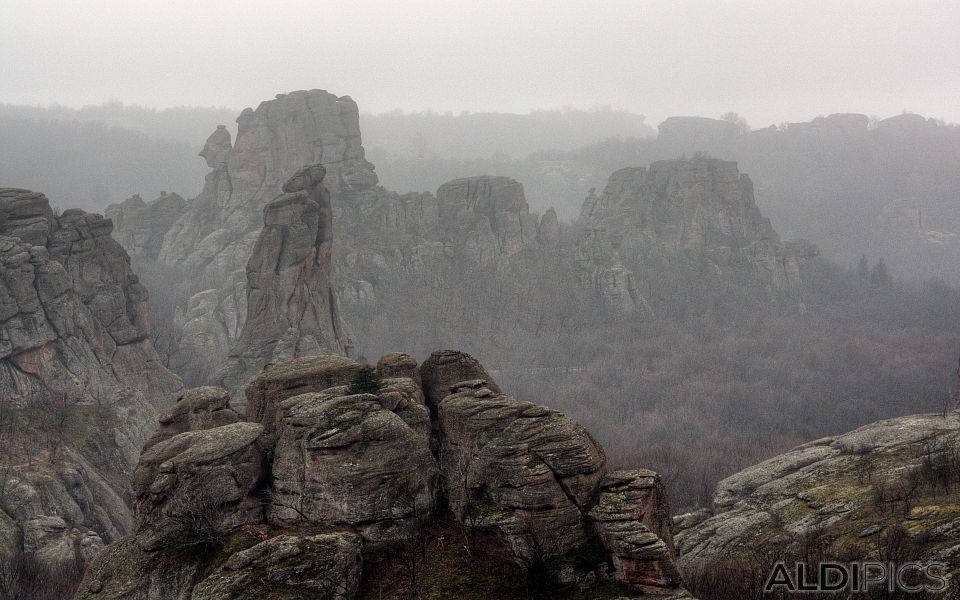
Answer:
xmin=0 ymin=188 xmax=182 ymax=572
xmin=576 ymin=159 xmax=818 ymax=313
xmin=79 ymin=350 xmax=692 ymax=599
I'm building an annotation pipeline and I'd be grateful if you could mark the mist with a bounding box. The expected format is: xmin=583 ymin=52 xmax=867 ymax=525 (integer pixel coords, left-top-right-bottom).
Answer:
xmin=2 ymin=1 xmax=959 ymax=126
xmin=2 ymin=3 xmax=960 ymax=599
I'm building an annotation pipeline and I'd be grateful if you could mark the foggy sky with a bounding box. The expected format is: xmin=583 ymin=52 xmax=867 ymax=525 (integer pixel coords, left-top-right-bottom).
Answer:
xmin=2 ymin=0 xmax=958 ymax=127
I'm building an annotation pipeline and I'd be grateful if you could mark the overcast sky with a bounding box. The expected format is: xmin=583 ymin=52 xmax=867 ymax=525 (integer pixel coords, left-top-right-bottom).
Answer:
xmin=2 ymin=0 xmax=958 ymax=127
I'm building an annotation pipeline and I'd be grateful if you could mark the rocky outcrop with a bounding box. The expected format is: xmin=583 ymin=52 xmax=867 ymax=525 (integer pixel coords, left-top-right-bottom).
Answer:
xmin=269 ymin=387 xmax=438 ymax=544
xmin=105 ymin=192 xmax=187 ymax=261
xmin=132 ymin=422 xmax=264 ymax=551
xmin=80 ymin=349 xmax=692 ymax=598
xmin=191 ymin=532 xmax=363 ymax=600
xmin=143 ymin=386 xmax=241 ymax=451
xmin=218 ymin=165 xmax=354 ymax=395
xmin=435 ymin=176 xmax=540 ymax=266
xmin=102 ymin=92 xmax=562 ymax=389
xmin=243 ymin=354 xmax=361 ymax=440
xmin=0 ymin=188 xmax=182 ymax=574
xmin=576 ymin=159 xmax=818 ymax=313
xmin=158 ymin=91 xmax=377 ymax=281
xmin=675 ymin=413 xmax=960 ymax=582
xmin=435 ymin=379 xmax=608 ymax=561
xmin=590 ymin=470 xmax=682 ymax=590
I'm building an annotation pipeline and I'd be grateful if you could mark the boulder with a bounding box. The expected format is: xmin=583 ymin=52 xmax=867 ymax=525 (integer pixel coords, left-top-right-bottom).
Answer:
xmin=437 ymin=380 xmax=606 ymax=559
xmin=589 ymin=470 xmax=682 ymax=590
xmin=132 ymin=422 xmax=265 ymax=551
xmin=420 ymin=349 xmax=501 ymax=410
xmin=191 ymin=532 xmax=363 ymax=600
xmin=76 ymin=536 xmax=206 ymax=600
xmin=143 ymin=386 xmax=241 ymax=451
xmin=243 ymin=354 xmax=360 ymax=442
xmin=376 ymin=351 xmax=420 ymax=383
xmin=269 ymin=388 xmax=438 ymax=545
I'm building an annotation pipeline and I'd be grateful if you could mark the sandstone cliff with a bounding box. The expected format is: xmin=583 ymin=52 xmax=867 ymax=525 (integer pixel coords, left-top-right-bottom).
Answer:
xmin=576 ymin=158 xmax=818 ymax=313
xmin=77 ymin=350 xmax=694 ymax=599
xmin=0 ymin=189 xmax=182 ymax=576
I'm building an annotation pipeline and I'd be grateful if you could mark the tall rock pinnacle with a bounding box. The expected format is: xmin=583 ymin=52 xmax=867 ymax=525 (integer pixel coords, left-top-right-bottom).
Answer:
xmin=219 ymin=164 xmax=353 ymax=397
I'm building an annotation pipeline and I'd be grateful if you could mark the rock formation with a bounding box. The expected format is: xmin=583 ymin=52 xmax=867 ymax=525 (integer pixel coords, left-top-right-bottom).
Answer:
xmin=78 ymin=350 xmax=694 ymax=599
xmin=0 ymin=188 xmax=182 ymax=573
xmin=103 ymin=91 xmax=555 ymax=386
xmin=674 ymin=413 xmax=960 ymax=583
xmin=158 ymin=91 xmax=378 ymax=280
xmin=576 ymin=158 xmax=818 ymax=313
xmin=218 ymin=165 xmax=353 ymax=396
xmin=105 ymin=192 xmax=187 ymax=261
xmin=434 ymin=176 xmax=540 ymax=266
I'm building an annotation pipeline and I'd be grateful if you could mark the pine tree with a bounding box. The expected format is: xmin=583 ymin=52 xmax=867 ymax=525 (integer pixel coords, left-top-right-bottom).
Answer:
xmin=348 ymin=366 xmax=383 ymax=394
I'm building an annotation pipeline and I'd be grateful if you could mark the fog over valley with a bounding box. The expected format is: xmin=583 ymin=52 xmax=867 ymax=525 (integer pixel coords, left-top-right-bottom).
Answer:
xmin=1 ymin=2 xmax=959 ymax=599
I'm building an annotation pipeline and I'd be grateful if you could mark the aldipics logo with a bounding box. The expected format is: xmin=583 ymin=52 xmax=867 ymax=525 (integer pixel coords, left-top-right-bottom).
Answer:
xmin=764 ymin=562 xmax=948 ymax=594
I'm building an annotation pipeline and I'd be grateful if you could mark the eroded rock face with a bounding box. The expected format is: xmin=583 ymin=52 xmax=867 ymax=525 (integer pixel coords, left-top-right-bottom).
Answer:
xmin=435 ymin=176 xmax=540 ymax=266
xmin=674 ymin=413 xmax=960 ymax=580
xmin=79 ymin=350 xmax=692 ymax=598
xmin=191 ymin=532 xmax=363 ymax=600
xmin=77 ymin=532 xmax=362 ymax=600
xmin=589 ymin=470 xmax=682 ymax=590
xmin=270 ymin=388 xmax=438 ymax=544
xmin=219 ymin=165 xmax=354 ymax=396
xmin=143 ymin=386 xmax=241 ymax=451
xmin=132 ymin=421 xmax=265 ymax=551
xmin=420 ymin=349 xmax=501 ymax=409
xmin=0 ymin=188 xmax=181 ymax=574
xmin=243 ymin=354 xmax=360 ymax=441
xmin=576 ymin=159 xmax=818 ymax=313
xmin=159 ymin=90 xmax=377 ymax=280
xmin=105 ymin=192 xmax=187 ymax=261
xmin=436 ymin=378 xmax=607 ymax=558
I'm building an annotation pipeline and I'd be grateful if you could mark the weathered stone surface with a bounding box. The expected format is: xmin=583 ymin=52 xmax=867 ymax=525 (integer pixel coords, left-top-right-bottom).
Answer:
xmin=436 ymin=176 xmax=540 ymax=266
xmin=420 ymin=349 xmax=501 ymax=409
xmin=158 ymin=90 xmax=377 ymax=281
xmin=192 ymin=532 xmax=363 ymax=600
xmin=172 ymin=272 xmax=247 ymax=387
xmin=269 ymin=388 xmax=438 ymax=545
xmin=132 ymin=422 xmax=265 ymax=551
xmin=105 ymin=192 xmax=187 ymax=261
xmin=143 ymin=386 xmax=241 ymax=451
xmin=219 ymin=165 xmax=354 ymax=397
xmin=0 ymin=188 xmax=182 ymax=576
xmin=376 ymin=351 xmax=420 ymax=383
xmin=589 ymin=470 xmax=682 ymax=591
xmin=576 ymin=159 xmax=818 ymax=313
xmin=243 ymin=354 xmax=360 ymax=442
xmin=76 ymin=531 xmax=362 ymax=600
xmin=675 ymin=413 xmax=960 ymax=576
xmin=76 ymin=536 xmax=205 ymax=600
xmin=437 ymin=377 xmax=606 ymax=559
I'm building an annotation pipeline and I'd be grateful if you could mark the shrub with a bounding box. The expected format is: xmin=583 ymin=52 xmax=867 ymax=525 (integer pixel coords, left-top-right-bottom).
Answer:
xmin=348 ymin=366 xmax=383 ymax=395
